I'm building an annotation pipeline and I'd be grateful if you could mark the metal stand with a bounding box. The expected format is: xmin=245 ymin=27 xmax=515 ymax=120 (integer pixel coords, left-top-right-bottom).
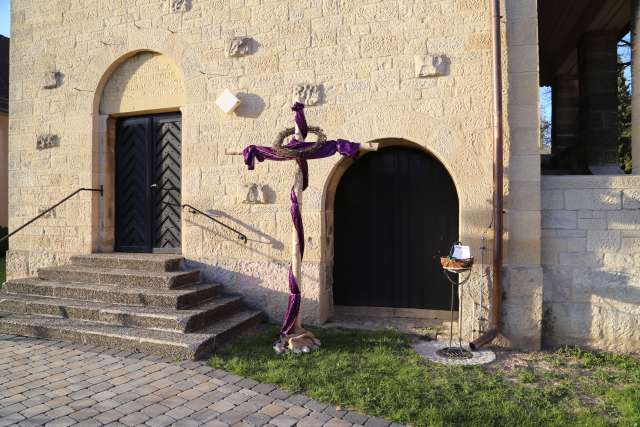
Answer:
xmin=437 ymin=268 xmax=473 ymax=359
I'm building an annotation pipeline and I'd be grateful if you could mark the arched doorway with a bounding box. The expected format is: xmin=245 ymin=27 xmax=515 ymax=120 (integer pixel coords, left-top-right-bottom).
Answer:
xmin=97 ymin=51 xmax=185 ymax=253
xmin=333 ymin=146 xmax=459 ymax=311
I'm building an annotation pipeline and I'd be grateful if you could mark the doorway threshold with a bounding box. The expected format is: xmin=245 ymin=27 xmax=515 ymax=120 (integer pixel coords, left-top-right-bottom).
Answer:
xmin=326 ymin=306 xmax=458 ymax=340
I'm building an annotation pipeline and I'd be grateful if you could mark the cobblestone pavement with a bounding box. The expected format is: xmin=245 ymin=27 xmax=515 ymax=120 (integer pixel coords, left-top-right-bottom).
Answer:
xmin=0 ymin=335 xmax=401 ymax=427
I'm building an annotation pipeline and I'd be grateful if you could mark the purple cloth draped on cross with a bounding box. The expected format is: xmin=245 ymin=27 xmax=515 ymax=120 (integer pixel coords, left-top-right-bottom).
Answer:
xmin=243 ymin=103 xmax=360 ymax=336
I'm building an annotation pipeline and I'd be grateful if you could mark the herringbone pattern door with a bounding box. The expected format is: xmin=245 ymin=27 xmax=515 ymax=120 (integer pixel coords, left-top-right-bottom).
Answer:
xmin=152 ymin=115 xmax=181 ymax=252
xmin=115 ymin=113 xmax=182 ymax=253
xmin=115 ymin=117 xmax=151 ymax=252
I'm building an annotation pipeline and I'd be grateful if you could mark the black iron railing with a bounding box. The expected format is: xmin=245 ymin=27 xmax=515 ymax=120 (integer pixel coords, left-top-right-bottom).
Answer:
xmin=0 ymin=186 xmax=104 ymax=245
xmin=162 ymin=202 xmax=248 ymax=244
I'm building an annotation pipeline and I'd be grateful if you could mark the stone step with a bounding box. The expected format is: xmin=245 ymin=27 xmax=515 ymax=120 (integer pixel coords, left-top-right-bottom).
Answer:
xmin=70 ymin=253 xmax=184 ymax=272
xmin=0 ymin=309 xmax=265 ymax=360
xmin=3 ymin=278 xmax=221 ymax=309
xmin=38 ymin=265 xmax=200 ymax=290
xmin=0 ymin=293 xmax=244 ymax=333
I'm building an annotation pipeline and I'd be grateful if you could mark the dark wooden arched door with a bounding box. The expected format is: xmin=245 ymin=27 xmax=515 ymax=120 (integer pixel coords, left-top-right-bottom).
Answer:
xmin=333 ymin=146 xmax=459 ymax=310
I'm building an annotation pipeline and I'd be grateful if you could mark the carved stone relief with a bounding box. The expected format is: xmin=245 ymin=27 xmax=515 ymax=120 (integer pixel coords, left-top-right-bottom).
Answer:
xmin=36 ymin=134 xmax=59 ymax=150
xmin=242 ymin=184 xmax=275 ymax=204
xmin=414 ymin=54 xmax=449 ymax=78
xmin=292 ymin=84 xmax=323 ymax=106
xmin=170 ymin=0 xmax=191 ymax=12
xmin=37 ymin=207 xmax=56 ymax=219
xmin=227 ymin=37 xmax=252 ymax=57
xmin=42 ymin=71 xmax=64 ymax=89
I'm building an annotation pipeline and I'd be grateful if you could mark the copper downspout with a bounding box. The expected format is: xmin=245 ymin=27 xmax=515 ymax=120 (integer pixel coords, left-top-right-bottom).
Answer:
xmin=470 ymin=0 xmax=504 ymax=350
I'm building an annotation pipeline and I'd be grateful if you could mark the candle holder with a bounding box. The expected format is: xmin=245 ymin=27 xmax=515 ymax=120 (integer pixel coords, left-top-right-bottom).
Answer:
xmin=438 ymin=243 xmax=475 ymax=359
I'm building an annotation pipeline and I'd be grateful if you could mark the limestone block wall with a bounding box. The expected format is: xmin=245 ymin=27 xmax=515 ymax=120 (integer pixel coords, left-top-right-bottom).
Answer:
xmin=542 ymin=176 xmax=640 ymax=351
xmin=6 ymin=0 xmax=542 ymax=347
xmin=0 ymin=113 xmax=7 ymax=228
xmin=501 ymin=0 xmax=543 ymax=350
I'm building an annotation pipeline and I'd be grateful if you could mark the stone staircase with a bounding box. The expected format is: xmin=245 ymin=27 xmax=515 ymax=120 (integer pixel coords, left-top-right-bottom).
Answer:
xmin=0 ymin=253 xmax=264 ymax=359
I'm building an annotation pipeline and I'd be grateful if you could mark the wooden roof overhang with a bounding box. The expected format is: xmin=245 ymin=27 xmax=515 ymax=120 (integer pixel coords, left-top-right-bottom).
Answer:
xmin=538 ymin=0 xmax=631 ymax=86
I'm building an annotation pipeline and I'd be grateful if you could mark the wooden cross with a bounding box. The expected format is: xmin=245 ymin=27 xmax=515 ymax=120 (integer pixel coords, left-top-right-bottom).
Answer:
xmin=226 ymin=111 xmax=378 ymax=353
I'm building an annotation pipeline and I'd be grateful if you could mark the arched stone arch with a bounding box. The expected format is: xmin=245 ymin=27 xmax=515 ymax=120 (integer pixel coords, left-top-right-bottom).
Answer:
xmin=332 ymin=108 xmax=494 ymax=244
xmin=336 ymin=110 xmax=481 ymax=198
xmin=88 ymin=35 xmax=199 ymax=252
xmin=318 ymin=125 xmax=492 ymax=322
xmin=99 ymin=51 xmax=185 ymax=115
xmin=82 ymin=27 xmax=203 ymax=110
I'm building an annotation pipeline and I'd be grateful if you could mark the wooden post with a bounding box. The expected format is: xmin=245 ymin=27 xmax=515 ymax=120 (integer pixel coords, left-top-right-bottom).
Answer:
xmin=226 ymin=117 xmax=379 ymax=353
xmin=291 ymin=122 xmax=305 ymax=332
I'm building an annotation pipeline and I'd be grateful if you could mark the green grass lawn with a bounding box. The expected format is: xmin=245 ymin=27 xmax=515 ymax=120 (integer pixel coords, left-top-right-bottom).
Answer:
xmin=210 ymin=327 xmax=640 ymax=427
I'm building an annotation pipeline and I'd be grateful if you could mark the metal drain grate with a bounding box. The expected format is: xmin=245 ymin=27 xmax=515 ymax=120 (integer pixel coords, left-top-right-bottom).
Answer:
xmin=436 ymin=347 xmax=473 ymax=360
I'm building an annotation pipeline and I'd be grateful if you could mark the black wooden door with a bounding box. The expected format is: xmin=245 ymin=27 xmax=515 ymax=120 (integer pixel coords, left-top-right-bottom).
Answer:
xmin=333 ymin=146 xmax=459 ymax=310
xmin=115 ymin=113 xmax=182 ymax=253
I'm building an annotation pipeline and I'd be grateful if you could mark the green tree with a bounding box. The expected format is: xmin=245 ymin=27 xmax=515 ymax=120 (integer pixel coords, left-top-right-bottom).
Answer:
xmin=618 ymin=54 xmax=632 ymax=173
xmin=540 ymin=117 xmax=551 ymax=153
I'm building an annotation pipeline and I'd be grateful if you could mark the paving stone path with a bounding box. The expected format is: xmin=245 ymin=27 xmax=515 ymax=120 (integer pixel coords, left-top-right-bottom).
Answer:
xmin=0 ymin=335 xmax=401 ymax=427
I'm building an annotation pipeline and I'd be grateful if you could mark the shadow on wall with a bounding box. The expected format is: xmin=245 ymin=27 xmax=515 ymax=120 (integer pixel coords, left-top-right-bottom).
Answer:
xmin=188 ymin=256 xmax=322 ymax=327
xmin=0 ymin=226 xmax=7 ymax=257
xmin=234 ymin=93 xmax=266 ymax=119
xmin=205 ymin=208 xmax=284 ymax=251
xmin=182 ymin=207 xmax=324 ymax=324
xmin=186 ymin=257 xmax=321 ymax=326
xmin=542 ymin=268 xmax=640 ymax=350
xmin=184 ymin=211 xmax=317 ymax=284
xmin=182 ymin=205 xmax=323 ymax=284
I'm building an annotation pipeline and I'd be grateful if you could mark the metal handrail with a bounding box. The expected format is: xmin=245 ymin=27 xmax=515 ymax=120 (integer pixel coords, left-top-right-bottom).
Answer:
xmin=183 ymin=204 xmax=248 ymax=243
xmin=0 ymin=186 xmax=104 ymax=244
xmin=161 ymin=202 xmax=248 ymax=244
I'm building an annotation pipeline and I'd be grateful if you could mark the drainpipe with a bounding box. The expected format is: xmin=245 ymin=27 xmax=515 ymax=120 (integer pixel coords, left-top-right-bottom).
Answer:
xmin=470 ymin=0 xmax=504 ymax=350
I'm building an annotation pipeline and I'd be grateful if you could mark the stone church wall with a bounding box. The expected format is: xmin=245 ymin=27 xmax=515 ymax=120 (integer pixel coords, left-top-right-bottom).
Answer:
xmin=6 ymin=0 xmax=542 ymax=349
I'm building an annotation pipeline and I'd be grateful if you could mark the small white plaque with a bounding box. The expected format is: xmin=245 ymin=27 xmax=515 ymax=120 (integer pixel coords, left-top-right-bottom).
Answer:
xmin=215 ymin=89 xmax=241 ymax=114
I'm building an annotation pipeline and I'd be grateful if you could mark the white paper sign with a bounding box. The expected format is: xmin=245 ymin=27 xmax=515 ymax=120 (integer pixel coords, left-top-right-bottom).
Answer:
xmin=452 ymin=244 xmax=471 ymax=260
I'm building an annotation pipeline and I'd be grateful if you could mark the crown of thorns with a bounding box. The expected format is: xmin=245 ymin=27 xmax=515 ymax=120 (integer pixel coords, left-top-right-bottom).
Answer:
xmin=273 ymin=126 xmax=327 ymax=157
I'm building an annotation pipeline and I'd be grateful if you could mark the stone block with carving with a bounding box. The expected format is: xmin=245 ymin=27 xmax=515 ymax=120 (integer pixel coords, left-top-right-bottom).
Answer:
xmin=170 ymin=0 xmax=191 ymax=12
xmin=293 ymin=84 xmax=322 ymax=106
xmin=243 ymin=183 xmax=270 ymax=204
xmin=38 ymin=207 xmax=57 ymax=219
xmin=42 ymin=71 xmax=63 ymax=89
xmin=36 ymin=134 xmax=59 ymax=150
xmin=414 ymin=54 xmax=449 ymax=78
xmin=227 ymin=37 xmax=252 ymax=57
